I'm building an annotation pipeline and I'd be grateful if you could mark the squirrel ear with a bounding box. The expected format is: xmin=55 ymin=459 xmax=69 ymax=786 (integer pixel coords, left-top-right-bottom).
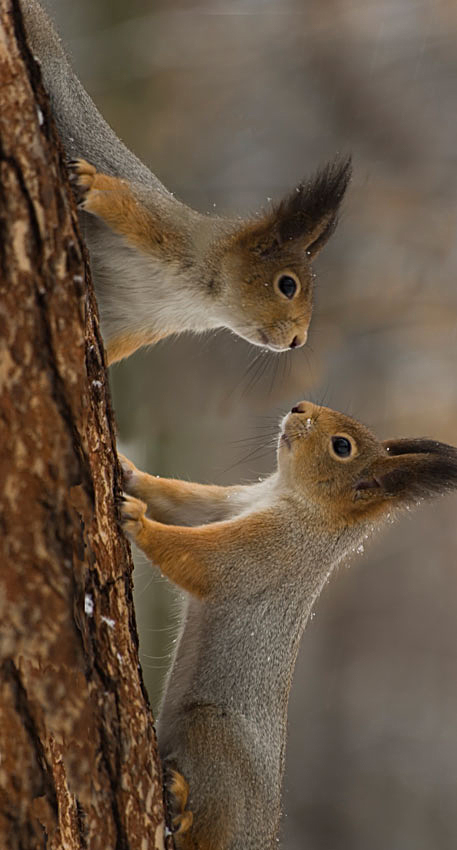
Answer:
xmin=236 ymin=156 xmax=351 ymax=258
xmin=354 ymin=438 xmax=457 ymax=509
xmin=273 ymin=156 xmax=352 ymax=256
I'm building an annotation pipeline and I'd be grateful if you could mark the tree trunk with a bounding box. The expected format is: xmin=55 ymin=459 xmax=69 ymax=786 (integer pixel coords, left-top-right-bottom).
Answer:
xmin=0 ymin=2 xmax=169 ymax=847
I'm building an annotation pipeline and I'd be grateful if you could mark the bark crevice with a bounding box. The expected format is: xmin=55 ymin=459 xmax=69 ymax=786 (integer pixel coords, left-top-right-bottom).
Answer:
xmin=0 ymin=1 xmax=168 ymax=846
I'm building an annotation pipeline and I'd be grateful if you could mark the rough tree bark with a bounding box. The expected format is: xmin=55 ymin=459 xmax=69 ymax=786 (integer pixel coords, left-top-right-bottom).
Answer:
xmin=0 ymin=2 xmax=170 ymax=847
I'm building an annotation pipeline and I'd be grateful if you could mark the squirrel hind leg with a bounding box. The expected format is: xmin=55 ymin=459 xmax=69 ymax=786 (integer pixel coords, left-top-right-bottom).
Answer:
xmin=166 ymin=768 xmax=194 ymax=837
xmin=165 ymin=765 xmax=231 ymax=850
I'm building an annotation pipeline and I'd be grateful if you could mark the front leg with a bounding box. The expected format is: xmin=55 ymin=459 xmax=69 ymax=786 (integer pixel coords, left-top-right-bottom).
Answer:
xmin=121 ymin=495 xmax=276 ymax=599
xmin=121 ymin=495 xmax=217 ymax=597
xmin=70 ymin=159 xmax=164 ymax=253
xmin=120 ymin=453 xmax=245 ymax=526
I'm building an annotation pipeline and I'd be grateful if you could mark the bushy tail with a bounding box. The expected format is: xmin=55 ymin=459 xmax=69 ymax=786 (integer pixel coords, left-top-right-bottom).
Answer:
xmin=20 ymin=0 xmax=164 ymax=191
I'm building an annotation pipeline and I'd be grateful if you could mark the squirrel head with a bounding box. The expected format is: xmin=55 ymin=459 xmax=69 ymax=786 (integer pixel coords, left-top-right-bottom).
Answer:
xmin=278 ymin=401 xmax=457 ymax=526
xmin=216 ymin=158 xmax=351 ymax=351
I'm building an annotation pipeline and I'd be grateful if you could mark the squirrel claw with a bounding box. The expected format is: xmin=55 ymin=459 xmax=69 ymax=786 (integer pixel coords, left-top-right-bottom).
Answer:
xmin=121 ymin=494 xmax=147 ymax=538
xmin=173 ymin=811 xmax=193 ymax=834
xmin=167 ymin=769 xmax=193 ymax=837
xmin=69 ymin=158 xmax=96 ymax=180
xmin=68 ymin=158 xmax=97 ymax=205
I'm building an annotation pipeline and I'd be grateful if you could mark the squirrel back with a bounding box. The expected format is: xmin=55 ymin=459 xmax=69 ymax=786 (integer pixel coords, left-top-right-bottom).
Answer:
xmin=120 ymin=403 xmax=457 ymax=848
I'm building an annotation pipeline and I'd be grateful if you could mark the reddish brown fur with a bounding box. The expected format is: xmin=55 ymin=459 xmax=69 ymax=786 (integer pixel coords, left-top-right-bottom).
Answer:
xmin=73 ymin=159 xmax=185 ymax=255
xmin=120 ymin=454 xmax=241 ymax=525
xmin=168 ymin=770 xmax=193 ymax=835
xmin=70 ymin=156 xmax=351 ymax=361
xmin=122 ymin=498 xmax=213 ymax=597
xmin=121 ymin=402 xmax=457 ymax=850
xmin=22 ymin=0 xmax=353 ymax=367
xmin=122 ymin=495 xmax=282 ymax=598
xmin=106 ymin=330 xmax=168 ymax=364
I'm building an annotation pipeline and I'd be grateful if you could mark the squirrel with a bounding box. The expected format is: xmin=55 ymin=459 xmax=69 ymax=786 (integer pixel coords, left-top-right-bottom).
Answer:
xmin=120 ymin=401 xmax=457 ymax=850
xmin=21 ymin=0 xmax=351 ymax=365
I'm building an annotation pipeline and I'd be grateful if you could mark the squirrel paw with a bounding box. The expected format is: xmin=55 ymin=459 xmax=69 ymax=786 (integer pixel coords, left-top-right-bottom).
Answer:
xmin=167 ymin=769 xmax=194 ymax=836
xmin=118 ymin=452 xmax=138 ymax=492
xmin=69 ymin=157 xmax=96 ymax=186
xmin=69 ymin=159 xmax=120 ymax=216
xmin=68 ymin=158 xmax=97 ymax=204
xmin=121 ymin=493 xmax=147 ymax=539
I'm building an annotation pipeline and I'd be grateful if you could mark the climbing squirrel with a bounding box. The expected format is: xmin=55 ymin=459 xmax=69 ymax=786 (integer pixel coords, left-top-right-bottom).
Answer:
xmin=21 ymin=0 xmax=351 ymax=364
xmin=120 ymin=402 xmax=457 ymax=850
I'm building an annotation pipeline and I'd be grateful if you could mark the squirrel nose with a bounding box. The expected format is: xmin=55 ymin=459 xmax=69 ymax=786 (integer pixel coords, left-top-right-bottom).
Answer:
xmin=289 ymin=328 xmax=307 ymax=349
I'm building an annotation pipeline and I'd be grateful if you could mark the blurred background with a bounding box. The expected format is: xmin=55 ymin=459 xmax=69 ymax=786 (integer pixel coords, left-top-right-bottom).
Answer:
xmin=47 ymin=1 xmax=457 ymax=846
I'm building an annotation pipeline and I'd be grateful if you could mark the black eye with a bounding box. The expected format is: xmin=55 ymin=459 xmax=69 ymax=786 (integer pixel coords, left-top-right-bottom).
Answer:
xmin=331 ymin=436 xmax=352 ymax=458
xmin=277 ymin=275 xmax=297 ymax=299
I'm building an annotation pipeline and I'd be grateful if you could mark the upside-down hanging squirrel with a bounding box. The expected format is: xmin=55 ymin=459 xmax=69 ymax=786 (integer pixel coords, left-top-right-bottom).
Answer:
xmin=21 ymin=0 xmax=351 ymax=364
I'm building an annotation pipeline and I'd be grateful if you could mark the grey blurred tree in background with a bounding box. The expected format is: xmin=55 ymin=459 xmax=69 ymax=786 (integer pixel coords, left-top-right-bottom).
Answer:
xmin=49 ymin=1 xmax=457 ymax=847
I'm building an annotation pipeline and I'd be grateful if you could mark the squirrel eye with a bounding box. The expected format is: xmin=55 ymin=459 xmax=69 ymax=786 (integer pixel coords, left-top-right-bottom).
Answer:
xmin=331 ymin=436 xmax=353 ymax=459
xmin=277 ymin=275 xmax=298 ymax=299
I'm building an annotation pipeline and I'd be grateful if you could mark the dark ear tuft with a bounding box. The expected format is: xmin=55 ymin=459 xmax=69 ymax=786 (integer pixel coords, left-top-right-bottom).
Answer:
xmin=274 ymin=155 xmax=352 ymax=254
xmin=375 ymin=439 xmax=457 ymax=502
xmin=382 ymin=437 xmax=457 ymax=458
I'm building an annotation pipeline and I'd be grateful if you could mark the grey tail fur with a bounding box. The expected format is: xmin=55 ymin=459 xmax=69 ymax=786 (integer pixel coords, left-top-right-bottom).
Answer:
xmin=20 ymin=0 xmax=166 ymax=193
